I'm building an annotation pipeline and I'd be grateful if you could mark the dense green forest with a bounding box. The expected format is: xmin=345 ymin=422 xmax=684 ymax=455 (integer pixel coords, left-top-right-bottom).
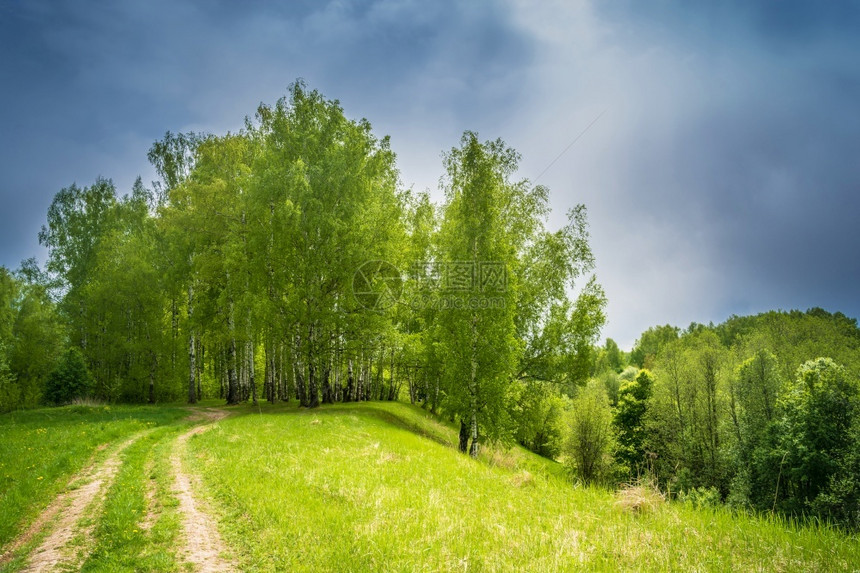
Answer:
xmin=593 ymin=310 xmax=860 ymax=528
xmin=1 ymin=83 xmax=858 ymax=529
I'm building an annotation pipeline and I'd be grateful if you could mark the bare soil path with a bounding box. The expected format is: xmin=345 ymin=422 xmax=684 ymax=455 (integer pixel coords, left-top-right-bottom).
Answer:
xmin=172 ymin=408 xmax=237 ymax=572
xmin=2 ymin=408 xmax=237 ymax=573
xmin=10 ymin=432 xmax=147 ymax=572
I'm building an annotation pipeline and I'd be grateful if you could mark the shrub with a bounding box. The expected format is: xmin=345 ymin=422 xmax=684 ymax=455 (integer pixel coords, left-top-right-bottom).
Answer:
xmin=45 ymin=348 xmax=93 ymax=405
xmin=678 ymin=486 xmax=721 ymax=510
xmin=564 ymin=380 xmax=616 ymax=485
xmin=511 ymin=379 xmax=568 ymax=458
xmin=613 ymin=369 xmax=654 ymax=475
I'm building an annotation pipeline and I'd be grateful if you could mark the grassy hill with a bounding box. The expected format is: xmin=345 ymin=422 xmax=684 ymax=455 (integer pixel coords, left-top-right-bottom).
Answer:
xmin=1 ymin=401 xmax=859 ymax=572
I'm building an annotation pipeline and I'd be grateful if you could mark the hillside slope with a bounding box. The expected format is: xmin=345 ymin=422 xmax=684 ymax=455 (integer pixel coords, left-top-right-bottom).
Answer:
xmin=188 ymin=402 xmax=860 ymax=572
xmin=1 ymin=402 xmax=858 ymax=571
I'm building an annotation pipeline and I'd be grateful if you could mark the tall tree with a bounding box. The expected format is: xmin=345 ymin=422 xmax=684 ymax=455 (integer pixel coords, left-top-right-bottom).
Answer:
xmin=733 ymin=349 xmax=782 ymax=449
xmin=0 ymin=267 xmax=17 ymax=351
xmin=436 ymin=133 xmax=522 ymax=456
xmin=39 ymin=178 xmax=117 ymax=349
xmin=0 ymin=342 xmax=18 ymax=412
xmin=645 ymin=331 xmax=732 ymax=492
xmin=82 ymin=183 xmax=171 ymax=402
xmin=435 ymin=132 xmax=603 ymax=457
xmin=149 ymin=131 xmax=204 ymax=403
xmin=247 ymin=82 xmax=403 ymax=408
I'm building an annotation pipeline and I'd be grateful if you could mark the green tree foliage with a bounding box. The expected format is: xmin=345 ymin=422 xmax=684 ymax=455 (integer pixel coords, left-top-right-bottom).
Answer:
xmin=604 ymin=338 xmax=624 ymax=372
xmin=810 ymin=418 xmax=860 ymax=528
xmin=591 ymin=337 xmax=629 ymax=384
xmin=0 ymin=267 xmax=17 ymax=347
xmin=6 ymin=80 xmax=860 ymax=531
xmin=0 ymin=263 xmax=65 ymax=411
xmin=8 ymin=262 xmax=65 ymax=406
xmin=31 ymin=83 xmax=410 ymax=408
xmin=724 ymin=309 xmax=860 ymax=382
xmin=631 ymin=310 xmax=860 ymax=528
xmin=766 ymin=358 xmax=858 ymax=516
xmin=510 ymin=379 xmax=568 ymax=458
xmin=434 ymin=132 xmax=604 ymax=457
xmin=147 ymin=130 xmax=202 ymax=192
xmin=84 ymin=182 xmax=175 ymax=402
xmin=435 ymin=133 xmax=523 ymax=456
xmin=518 ymin=281 xmax=606 ymax=392
xmin=39 ymin=177 xmax=118 ymax=349
xmin=645 ymin=330 xmax=732 ymax=493
xmin=730 ymin=356 xmax=860 ymax=528
xmin=45 ymin=347 xmax=93 ymax=405
xmin=629 ymin=324 xmax=679 ymax=368
xmin=618 ymin=365 xmax=638 ymax=384
xmin=614 ymin=369 xmax=654 ymax=475
xmin=596 ymin=370 xmax=620 ymax=407
xmin=23 ymin=83 xmax=603 ymax=435
xmin=0 ymin=268 xmax=17 ymax=411
xmin=245 ymin=83 xmax=404 ymax=407
xmin=732 ymin=349 xmax=781 ymax=452
xmin=400 ymin=191 xmax=440 ymax=410
xmin=0 ymin=342 xmax=17 ymax=412
xmin=565 ymin=380 xmax=616 ymax=485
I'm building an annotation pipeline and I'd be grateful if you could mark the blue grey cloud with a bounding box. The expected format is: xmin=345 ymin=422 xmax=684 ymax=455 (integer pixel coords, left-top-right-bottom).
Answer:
xmin=1 ymin=0 xmax=858 ymax=347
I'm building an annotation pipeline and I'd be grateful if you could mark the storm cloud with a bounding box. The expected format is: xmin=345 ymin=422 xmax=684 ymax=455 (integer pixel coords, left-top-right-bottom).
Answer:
xmin=1 ymin=0 xmax=857 ymax=347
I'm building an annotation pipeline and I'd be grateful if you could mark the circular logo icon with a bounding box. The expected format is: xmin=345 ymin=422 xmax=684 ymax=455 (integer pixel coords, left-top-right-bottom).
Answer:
xmin=352 ymin=260 xmax=403 ymax=311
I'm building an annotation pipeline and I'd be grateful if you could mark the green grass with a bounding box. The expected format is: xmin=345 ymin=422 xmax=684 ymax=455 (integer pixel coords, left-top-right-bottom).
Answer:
xmin=80 ymin=424 xmax=190 ymax=572
xmin=189 ymin=402 xmax=860 ymax=572
xmin=0 ymin=404 xmax=187 ymax=549
xmin=2 ymin=400 xmax=859 ymax=571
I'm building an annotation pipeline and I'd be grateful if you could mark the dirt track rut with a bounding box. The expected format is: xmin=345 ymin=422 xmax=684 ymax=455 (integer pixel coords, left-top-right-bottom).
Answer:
xmin=15 ymin=433 xmax=145 ymax=572
xmin=172 ymin=409 xmax=236 ymax=572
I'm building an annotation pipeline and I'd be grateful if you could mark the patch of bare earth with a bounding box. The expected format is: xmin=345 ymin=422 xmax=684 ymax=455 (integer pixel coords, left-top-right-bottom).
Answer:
xmin=4 ymin=434 xmax=144 ymax=572
xmin=172 ymin=409 xmax=236 ymax=572
xmin=184 ymin=408 xmax=230 ymax=424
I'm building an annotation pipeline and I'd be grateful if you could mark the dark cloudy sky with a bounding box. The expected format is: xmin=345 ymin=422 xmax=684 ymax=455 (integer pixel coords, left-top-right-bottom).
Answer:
xmin=1 ymin=0 xmax=858 ymax=348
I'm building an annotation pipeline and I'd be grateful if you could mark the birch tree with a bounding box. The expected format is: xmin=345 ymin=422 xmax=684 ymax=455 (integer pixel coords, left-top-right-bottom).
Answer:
xmin=436 ymin=133 xmax=524 ymax=457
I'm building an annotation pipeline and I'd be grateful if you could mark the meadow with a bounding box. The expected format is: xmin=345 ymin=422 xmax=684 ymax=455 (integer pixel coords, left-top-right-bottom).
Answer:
xmin=0 ymin=401 xmax=858 ymax=572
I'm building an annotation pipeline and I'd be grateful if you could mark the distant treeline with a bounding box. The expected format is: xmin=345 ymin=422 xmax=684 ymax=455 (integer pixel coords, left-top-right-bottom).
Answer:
xmin=563 ymin=309 xmax=859 ymax=529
